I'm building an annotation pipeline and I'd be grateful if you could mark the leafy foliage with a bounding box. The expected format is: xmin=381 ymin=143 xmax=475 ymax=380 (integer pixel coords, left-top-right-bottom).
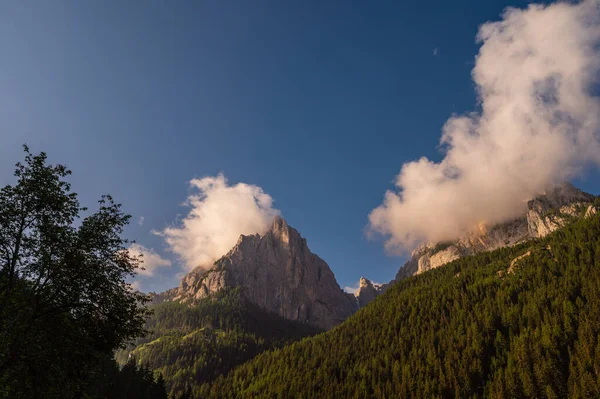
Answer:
xmin=0 ymin=147 xmax=150 ymax=398
xmin=198 ymin=212 xmax=600 ymax=398
xmin=118 ymin=288 xmax=321 ymax=397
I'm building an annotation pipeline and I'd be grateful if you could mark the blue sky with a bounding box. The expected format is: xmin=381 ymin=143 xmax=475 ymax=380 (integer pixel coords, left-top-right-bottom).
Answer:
xmin=1 ymin=0 xmax=598 ymax=293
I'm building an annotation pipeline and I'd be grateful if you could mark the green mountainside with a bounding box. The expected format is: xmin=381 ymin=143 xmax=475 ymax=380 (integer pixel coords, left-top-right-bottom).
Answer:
xmin=117 ymin=288 xmax=321 ymax=397
xmin=195 ymin=208 xmax=600 ymax=398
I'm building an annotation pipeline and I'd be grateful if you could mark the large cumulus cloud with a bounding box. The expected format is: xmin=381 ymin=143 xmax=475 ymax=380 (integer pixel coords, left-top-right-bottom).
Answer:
xmin=160 ymin=174 xmax=280 ymax=270
xmin=370 ymin=0 xmax=600 ymax=253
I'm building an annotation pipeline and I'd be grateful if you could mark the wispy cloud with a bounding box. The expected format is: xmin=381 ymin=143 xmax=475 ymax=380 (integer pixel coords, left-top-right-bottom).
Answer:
xmin=130 ymin=280 xmax=143 ymax=292
xmin=128 ymin=243 xmax=172 ymax=276
xmin=343 ymin=284 xmax=359 ymax=295
xmin=344 ymin=278 xmax=382 ymax=295
xmin=138 ymin=216 xmax=145 ymax=226
xmin=433 ymin=47 xmax=439 ymax=56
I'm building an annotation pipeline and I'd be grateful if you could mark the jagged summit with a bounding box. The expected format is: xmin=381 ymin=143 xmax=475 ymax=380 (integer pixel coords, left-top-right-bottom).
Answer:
xmin=355 ymin=277 xmax=384 ymax=307
xmin=536 ymin=182 xmax=595 ymax=209
xmin=157 ymin=217 xmax=357 ymax=330
xmin=392 ymin=183 xmax=597 ymax=282
xmin=527 ymin=182 xmax=596 ymax=238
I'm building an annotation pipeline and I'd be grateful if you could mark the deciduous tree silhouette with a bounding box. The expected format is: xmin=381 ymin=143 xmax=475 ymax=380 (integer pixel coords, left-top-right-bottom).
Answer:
xmin=0 ymin=146 xmax=150 ymax=398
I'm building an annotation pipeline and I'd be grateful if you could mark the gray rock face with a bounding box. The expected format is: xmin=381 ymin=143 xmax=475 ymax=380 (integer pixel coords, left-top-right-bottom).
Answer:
xmin=355 ymin=277 xmax=384 ymax=307
xmin=392 ymin=183 xmax=596 ymax=283
xmin=159 ymin=217 xmax=357 ymax=330
xmin=527 ymin=183 xmax=595 ymax=237
xmin=585 ymin=205 xmax=597 ymax=218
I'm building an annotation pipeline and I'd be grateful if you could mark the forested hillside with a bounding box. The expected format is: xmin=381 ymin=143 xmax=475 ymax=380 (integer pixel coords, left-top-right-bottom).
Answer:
xmin=118 ymin=288 xmax=321 ymax=397
xmin=198 ymin=206 xmax=600 ymax=398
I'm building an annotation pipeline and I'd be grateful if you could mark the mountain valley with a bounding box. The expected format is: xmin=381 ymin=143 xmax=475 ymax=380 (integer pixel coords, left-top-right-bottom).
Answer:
xmin=122 ymin=184 xmax=600 ymax=398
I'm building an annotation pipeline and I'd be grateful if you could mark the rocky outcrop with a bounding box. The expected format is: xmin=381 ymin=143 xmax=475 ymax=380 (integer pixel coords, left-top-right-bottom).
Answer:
xmin=395 ymin=217 xmax=531 ymax=280
xmin=392 ymin=182 xmax=596 ymax=284
xmin=163 ymin=266 xmax=229 ymax=302
xmin=355 ymin=277 xmax=384 ymax=307
xmin=585 ymin=205 xmax=597 ymax=218
xmin=158 ymin=217 xmax=357 ymax=330
xmin=527 ymin=183 xmax=595 ymax=237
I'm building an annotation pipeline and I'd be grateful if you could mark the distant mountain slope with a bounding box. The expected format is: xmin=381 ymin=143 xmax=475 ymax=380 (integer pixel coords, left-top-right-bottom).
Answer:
xmin=117 ymin=288 xmax=320 ymax=397
xmin=155 ymin=217 xmax=356 ymax=329
xmin=354 ymin=183 xmax=596 ymax=307
xmin=395 ymin=183 xmax=595 ymax=281
xmin=123 ymin=217 xmax=355 ymax=396
xmin=197 ymin=206 xmax=600 ymax=398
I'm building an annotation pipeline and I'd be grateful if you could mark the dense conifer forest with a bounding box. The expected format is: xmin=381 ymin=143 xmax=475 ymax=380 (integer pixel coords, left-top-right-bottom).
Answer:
xmin=194 ymin=205 xmax=600 ymax=398
xmin=118 ymin=288 xmax=321 ymax=397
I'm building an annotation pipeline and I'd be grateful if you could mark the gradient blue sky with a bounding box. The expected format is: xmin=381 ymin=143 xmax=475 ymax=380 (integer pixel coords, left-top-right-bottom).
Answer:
xmin=1 ymin=0 xmax=598 ymax=293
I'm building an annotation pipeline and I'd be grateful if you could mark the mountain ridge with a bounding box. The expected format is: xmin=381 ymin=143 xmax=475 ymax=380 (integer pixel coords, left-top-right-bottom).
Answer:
xmin=395 ymin=182 xmax=596 ymax=281
xmin=195 ymin=209 xmax=600 ymax=398
xmin=155 ymin=183 xmax=598 ymax=314
xmin=351 ymin=182 xmax=597 ymax=307
xmin=153 ymin=216 xmax=357 ymax=329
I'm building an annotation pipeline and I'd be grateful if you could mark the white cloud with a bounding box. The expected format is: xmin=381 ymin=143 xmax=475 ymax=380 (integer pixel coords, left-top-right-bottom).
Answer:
xmin=128 ymin=243 xmax=172 ymax=276
xmin=130 ymin=280 xmax=143 ymax=292
xmin=344 ymin=279 xmax=382 ymax=295
xmin=138 ymin=216 xmax=145 ymax=226
xmin=343 ymin=284 xmax=359 ymax=295
xmin=370 ymin=0 xmax=600 ymax=253
xmin=159 ymin=174 xmax=280 ymax=271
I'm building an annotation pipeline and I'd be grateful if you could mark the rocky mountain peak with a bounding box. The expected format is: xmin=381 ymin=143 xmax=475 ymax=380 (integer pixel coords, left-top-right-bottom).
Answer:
xmin=527 ymin=183 xmax=596 ymax=238
xmin=157 ymin=217 xmax=357 ymax=330
xmin=391 ymin=183 xmax=597 ymax=284
xmin=359 ymin=276 xmax=370 ymax=287
xmin=355 ymin=277 xmax=384 ymax=307
xmin=538 ymin=182 xmax=595 ymax=208
xmin=269 ymin=216 xmax=292 ymax=243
